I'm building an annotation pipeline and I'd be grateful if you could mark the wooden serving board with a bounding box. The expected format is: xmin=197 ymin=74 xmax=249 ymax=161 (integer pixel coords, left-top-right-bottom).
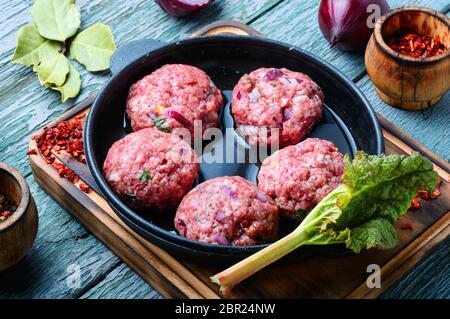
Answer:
xmin=28 ymin=98 xmax=449 ymax=299
xmin=28 ymin=23 xmax=450 ymax=299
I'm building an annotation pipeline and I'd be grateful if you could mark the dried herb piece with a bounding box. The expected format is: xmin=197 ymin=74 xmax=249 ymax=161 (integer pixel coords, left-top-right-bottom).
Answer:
xmin=70 ymin=23 xmax=116 ymax=72
xmin=31 ymin=0 xmax=80 ymax=42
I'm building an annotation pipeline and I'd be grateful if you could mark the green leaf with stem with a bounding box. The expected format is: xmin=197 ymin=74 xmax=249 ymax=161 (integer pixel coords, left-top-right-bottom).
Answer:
xmin=69 ymin=23 xmax=116 ymax=72
xmin=211 ymin=152 xmax=438 ymax=294
xmin=31 ymin=0 xmax=80 ymax=42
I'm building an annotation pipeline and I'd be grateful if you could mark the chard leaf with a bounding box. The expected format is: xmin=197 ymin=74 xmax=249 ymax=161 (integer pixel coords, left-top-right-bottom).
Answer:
xmin=48 ymin=61 xmax=81 ymax=102
xmin=345 ymin=218 xmax=398 ymax=253
xmin=69 ymin=23 xmax=116 ymax=72
xmin=33 ymin=50 xmax=69 ymax=86
xmin=334 ymin=152 xmax=438 ymax=230
xmin=32 ymin=0 xmax=80 ymax=42
xmin=12 ymin=24 xmax=61 ymax=66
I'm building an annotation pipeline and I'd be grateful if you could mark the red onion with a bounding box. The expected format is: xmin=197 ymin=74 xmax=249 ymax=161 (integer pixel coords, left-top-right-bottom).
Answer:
xmin=282 ymin=108 xmax=293 ymax=121
xmin=318 ymin=0 xmax=389 ymax=52
xmin=155 ymin=0 xmax=212 ymax=17
xmin=264 ymin=69 xmax=284 ymax=81
xmin=256 ymin=191 xmax=268 ymax=203
xmin=163 ymin=109 xmax=191 ymax=128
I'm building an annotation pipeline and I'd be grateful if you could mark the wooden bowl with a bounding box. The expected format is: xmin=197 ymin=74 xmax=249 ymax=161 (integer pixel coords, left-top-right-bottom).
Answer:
xmin=0 ymin=163 xmax=38 ymax=272
xmin=365 ymin=6 xmax=450 ymax=111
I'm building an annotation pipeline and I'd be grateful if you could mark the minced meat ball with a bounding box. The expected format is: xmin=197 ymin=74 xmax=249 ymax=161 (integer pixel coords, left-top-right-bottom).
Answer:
xmin=175 ymin=176 xmax=279 ymax=246
xmin=257 ymin=138 xmax=344 ymax=218
xmin=103 ymin=127 xmax=199 ymax=210
xmin=232 ymin=67 xmax=324 ymax=147
xmin=126 ymin=64 xmax=223 ymax=141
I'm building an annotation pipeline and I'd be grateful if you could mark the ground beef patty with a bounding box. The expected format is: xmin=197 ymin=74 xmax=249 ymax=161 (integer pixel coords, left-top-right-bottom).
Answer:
xmin=232 ymin=68 xmax=324 ymax=147
xmin=126 ymin=64 xmax=223 ymax=141
xmin=103 ymin=128 xmax=199 ymax=210
xmin=258 ymin=138 xmax=344 ymax=218
xmin=175 ymin=176 xmax=279 ymax=246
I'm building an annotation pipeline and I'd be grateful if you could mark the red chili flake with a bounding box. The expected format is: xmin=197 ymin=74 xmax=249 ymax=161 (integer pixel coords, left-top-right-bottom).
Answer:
xmin=34 ymin=113 xmax=87 ymax=187
xmin=2 ymin=211 xmax=10 ymax=218
xmin=79 ymin=183 xmax=90 ymax=193
xmin=401 ymin=223 xmax=413 ymax=230
xmin=410 ymin=198 xmax=421 ymax=209
xmin=430 ymin=189 xmax=441 ymax=199
xmin=388 ymin=33 xmax=447 ymax=58
xmin=417 ymin=190 xmax=429 ymax=200
xmin=27 ymin=149 xmax=38 ymax=155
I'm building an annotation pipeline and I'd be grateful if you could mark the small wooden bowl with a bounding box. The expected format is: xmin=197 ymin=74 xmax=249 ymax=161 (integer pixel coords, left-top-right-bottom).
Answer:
xmin=0 ymin=163 xmax=38 ymax=272
xmin=365 ymin=6 xmax=450 ymax=111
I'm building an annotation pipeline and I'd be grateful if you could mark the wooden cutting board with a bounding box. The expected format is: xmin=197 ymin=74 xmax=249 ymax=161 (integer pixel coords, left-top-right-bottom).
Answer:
xmin=28 ymin=22 xmax=450 ymax=299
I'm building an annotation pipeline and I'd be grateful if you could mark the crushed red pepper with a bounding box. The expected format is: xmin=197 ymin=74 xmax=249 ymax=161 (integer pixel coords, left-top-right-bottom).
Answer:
xmin=401 ymin=223 xmax=413 ymax=231
xmin=408 ymin=176 xmax=442 ymax=214
xmin=27 ymin=149 xmax=38 ymax=155
xmin=388 ymin=33 xmax=447 ymax=58
xmin=32 ymin=114 xmax=90 ymax=193
xmin=0 ymin=194 xmax=16 ymax=223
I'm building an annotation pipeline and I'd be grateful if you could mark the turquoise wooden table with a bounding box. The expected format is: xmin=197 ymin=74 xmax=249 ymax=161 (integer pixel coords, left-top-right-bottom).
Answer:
xmin=0 ymin=0 xmax=448 ymax=299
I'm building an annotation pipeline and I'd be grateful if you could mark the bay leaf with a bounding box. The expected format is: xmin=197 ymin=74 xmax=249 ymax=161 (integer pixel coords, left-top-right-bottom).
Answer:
xmin=12 ymin=24 xmax=61 ymax=66
xmin=33 ymin=51 xmax=69 ymax=86
xmin=32 ymin=0 xmax=80 ymax=42
xmin=49 ymin=61 xmax=81 ymax=102
xmin=69 ymin=23 xmax=116 ymax=72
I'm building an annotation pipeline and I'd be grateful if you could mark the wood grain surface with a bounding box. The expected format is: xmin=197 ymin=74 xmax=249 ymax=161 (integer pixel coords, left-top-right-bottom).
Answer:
xmin=0 ymin=0 xmax=448 ymax=299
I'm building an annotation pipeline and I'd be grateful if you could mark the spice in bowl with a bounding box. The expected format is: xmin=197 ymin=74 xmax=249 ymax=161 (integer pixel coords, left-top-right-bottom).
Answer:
xmin=0 ymin=194 xmax=17 ymax=223
xmin=387 ymin=32 xmax=447 ymax=58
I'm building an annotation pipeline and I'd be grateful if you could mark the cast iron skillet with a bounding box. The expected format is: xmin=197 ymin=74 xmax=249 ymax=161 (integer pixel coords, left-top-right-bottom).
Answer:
xmin=85 ymin=36 xmax=384 ymax=263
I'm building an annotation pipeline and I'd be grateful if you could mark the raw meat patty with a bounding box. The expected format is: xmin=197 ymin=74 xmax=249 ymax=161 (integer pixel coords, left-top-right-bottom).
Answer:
xmin=232 ymin=67 xmax=324 ymax=147
xmin=126 ymin=64 xmax=223 ymax=142
xmin=258 ymin=138 xmax=344 ymax=218
xmin=103 ymin=128 xmax=199 ymax=210
xmin=175 ymin=176 xmax=279 ymax=246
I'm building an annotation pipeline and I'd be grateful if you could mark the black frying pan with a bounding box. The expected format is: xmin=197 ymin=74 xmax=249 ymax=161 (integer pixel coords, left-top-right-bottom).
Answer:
xmin=85 ymin=35 xmax=384 ymax=263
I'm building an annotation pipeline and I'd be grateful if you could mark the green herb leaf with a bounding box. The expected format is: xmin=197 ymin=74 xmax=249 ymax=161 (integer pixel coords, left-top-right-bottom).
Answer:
xmin=69 ymin=23 xmax=116 ymax=72
xmin=196 ymin=213 xmax=201 ymax=222
xmin=33 ymin=50 xmax=69 ymax=86
xmin=125 ymin=193 xmax=136 ymax=201
xmin=141 ymin=170 xmax=151 ymax=183
xmin=48 ymin=61 xmax=81 ymax=102
xmin=153 ymin=116 xmax=170 ymax=132
xmin=12 ymin=24 xmax=61 ymax=66
xmin=31 ymin=0 xmax=80 ymax=42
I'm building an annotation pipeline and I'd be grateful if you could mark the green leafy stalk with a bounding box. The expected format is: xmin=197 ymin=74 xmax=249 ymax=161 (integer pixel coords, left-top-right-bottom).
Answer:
xmin=211 ymin=152 xmax=438 ymax=294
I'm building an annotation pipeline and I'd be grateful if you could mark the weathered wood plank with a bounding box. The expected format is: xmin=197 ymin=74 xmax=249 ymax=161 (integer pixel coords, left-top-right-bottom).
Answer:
xmin=250 ymin=0 xmax=449 ymax=80
xmin=358 ymin=78 xmax=450 ymax=160
xmin=0 ymin=0 xmax=283 ymax=176
xmin=80 ymin=263 xmax=162 ymax=299
xmin=380 ymin=237 xmax=450 ymax=299
xmin=0 ymin=175 xmax=122 ymax=298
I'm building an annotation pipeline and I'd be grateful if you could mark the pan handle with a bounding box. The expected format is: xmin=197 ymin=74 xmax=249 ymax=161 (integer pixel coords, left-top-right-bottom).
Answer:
xmin=190 ymin=20 xmax=263 ymax=38
xmin=110 ymin=21 xmax=262 ymax=74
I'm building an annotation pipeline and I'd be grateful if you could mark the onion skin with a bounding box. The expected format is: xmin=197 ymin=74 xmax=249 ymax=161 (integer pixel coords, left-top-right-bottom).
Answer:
xmin=155 ymin=0 xmax=212 ymax=17
xmin=318 ymin=0 xmax=390 ymax=52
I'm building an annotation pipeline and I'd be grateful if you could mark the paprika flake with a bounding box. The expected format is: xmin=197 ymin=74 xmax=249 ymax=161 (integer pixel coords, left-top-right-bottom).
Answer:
xmin=33 ymin=114 xmax=87 ymax=189
xmin=388 ymin=33 xmax=447 ymax=58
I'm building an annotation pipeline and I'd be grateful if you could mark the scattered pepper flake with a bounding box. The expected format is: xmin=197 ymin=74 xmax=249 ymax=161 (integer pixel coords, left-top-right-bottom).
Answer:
xmin=410 ymin=198 xmax=421 ymax=209
xmin=401 ymin=223 xmax=413 ymax=230
xmin=33 ymin=113 xmax=87 ymax=188
xmin=27 ymin=149 xmax=38 ymax=155
xmin=79 ymin=183 xmax=90 ymax=193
